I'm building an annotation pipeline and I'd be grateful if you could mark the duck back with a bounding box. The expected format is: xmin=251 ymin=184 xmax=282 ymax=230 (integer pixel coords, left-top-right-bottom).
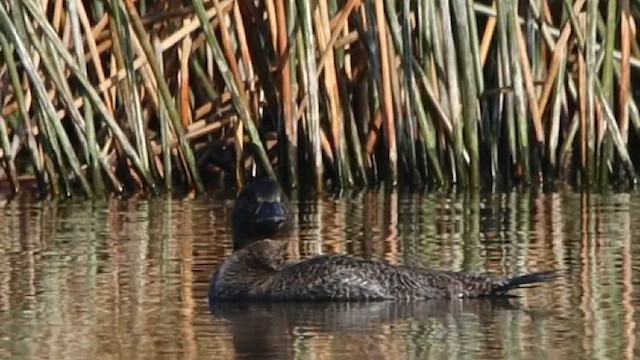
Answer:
xmin=210 ymin=239 xmax=559 ymax=302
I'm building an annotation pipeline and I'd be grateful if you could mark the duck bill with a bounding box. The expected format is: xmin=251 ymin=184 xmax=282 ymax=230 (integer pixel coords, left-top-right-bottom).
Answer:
xmin=253 ymin=201 xmax=288 ymax=232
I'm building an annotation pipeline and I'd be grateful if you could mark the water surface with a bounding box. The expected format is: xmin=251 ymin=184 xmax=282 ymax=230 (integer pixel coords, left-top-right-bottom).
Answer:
xmin=0 ymin=190 xmax=638 ymax=359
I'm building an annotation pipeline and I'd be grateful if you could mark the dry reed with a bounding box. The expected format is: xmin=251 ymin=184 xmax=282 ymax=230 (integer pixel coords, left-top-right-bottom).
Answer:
xmin=0 ymin=0 xmax=639 ymax=196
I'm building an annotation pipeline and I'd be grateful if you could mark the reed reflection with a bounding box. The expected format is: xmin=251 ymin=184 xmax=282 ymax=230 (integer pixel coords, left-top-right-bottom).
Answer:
xmin=0 ymin=190 xmax=636 ymax=359
xmin=211 ymin=299 xmax=531 ymax=359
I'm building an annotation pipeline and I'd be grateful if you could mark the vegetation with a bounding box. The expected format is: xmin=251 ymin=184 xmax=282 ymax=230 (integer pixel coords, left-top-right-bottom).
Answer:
xmin=0 ymin=0 xmax=639 ymax=197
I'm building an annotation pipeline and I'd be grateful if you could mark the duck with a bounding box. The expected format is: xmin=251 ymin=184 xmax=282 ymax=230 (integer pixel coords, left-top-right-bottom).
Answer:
xmin=229 ymin=178 xmax=293 ymax=251
xmin=209 ymin=179 xmax=559 ymax=302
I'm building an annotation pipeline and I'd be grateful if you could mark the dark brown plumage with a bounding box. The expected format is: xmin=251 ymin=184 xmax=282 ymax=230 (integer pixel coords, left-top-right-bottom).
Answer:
xmin=209 ymin=179 xmax=559 ymax=302
xmin=231 ymin=178 xmax=293 ymax=250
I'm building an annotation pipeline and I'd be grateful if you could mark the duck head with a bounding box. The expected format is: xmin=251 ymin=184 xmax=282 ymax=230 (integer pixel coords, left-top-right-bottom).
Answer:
xmin=232 ymin=179 xmax=292 ymax=250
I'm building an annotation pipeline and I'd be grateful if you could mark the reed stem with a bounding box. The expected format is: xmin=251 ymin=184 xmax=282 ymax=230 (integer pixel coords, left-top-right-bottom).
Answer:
xmin=0 ymin=1 xmax=638 ymax=194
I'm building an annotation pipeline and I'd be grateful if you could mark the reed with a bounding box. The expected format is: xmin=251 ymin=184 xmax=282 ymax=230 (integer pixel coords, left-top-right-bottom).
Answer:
xmin=0 ymin=0 xmax=639 ymax=196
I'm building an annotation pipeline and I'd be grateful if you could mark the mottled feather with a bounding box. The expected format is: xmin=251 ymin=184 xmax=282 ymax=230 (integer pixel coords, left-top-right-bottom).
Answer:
xmin=210 ymin=239 xmax=560 ymax=302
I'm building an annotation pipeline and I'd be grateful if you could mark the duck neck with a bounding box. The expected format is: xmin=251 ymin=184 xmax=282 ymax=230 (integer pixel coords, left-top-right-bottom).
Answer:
xmin=246 ymin=239 xmax=292 ymax=270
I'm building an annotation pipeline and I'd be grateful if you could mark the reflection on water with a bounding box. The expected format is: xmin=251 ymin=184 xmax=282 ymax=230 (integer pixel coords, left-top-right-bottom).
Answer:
xmin=210 ymin=299 xmax=537 ymax=359
xmin=0 ymin=191 xmax=638 ymax=359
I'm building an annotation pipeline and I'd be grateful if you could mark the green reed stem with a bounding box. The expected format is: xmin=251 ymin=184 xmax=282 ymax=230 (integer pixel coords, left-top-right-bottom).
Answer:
xmin=598 ymin=0 xmax=618 ymax=185
xmin=27 ymin=4 xmax=120 ymax=194
xmin=465 ymin=0 xmax=484 ymax=93
xmin=19 ymin=0 xmax=156 ymax=191
xmin=594 ymin=80 xmax=638 ymax=181
xmin=124 ymin=0 xmax=202 ymax=191
xmin=68 ymin=0 xmax=104 ymax=194
xmin=0 ymin=0 xmax=638 ymax=193
xmin=191 ymin=57 xmax=220 ymax=102
xmin=36 ymin=104 xmax=72 ymax=196
xmin=440 ymin=0 xmax=467 ymax=186
xmin=0 ymin=4 xmax=92 ymax=196
xmin=508 ymin=1 xmax=530 ymax=184
xmin=453 ymin=0 xmax=480 ymax=187
xmin=192 ymin=0 xmax=276 ymax=181
xmin=400 ymin=0 xmax=418 ymax=183
xmin=154 ymin=37 xmax=172 ymax=190
xmin=0 ymin=31 xmax=46 ymax=192
xmin=284 ymin=0 xmax=299 ymax=188
xmin=113 ymin=1 xmax=151 ymax=176
xmin=0 ymin=113 xmax=18 ymax=193
xmin=297 ymin=0 xmax=323 ymax=187
xmin=548 ymin=52 xmax=568 ymax=170
xmin=496 ymin=0 xmax=516 ymax=182
xmin=585 ymin=0 xmax=598 ymax=185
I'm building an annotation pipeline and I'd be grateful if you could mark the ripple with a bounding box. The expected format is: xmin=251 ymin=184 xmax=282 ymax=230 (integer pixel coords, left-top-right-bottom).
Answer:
xmin=0 ymin=190 xmax=637 ymax=359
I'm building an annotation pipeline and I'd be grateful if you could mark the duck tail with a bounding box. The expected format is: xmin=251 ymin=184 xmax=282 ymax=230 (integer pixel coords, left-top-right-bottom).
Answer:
xmin=491 ymin=270 xmax=561 ymax=296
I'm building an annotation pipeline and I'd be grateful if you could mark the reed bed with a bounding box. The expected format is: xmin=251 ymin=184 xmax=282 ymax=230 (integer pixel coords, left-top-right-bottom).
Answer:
xmin=0 ymin=0 xmax=639 ymax=196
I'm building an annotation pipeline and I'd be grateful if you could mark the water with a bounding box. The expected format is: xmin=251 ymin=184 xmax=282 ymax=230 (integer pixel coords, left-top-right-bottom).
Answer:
xmin=0 ymin=190 xmax=638 ymax=359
